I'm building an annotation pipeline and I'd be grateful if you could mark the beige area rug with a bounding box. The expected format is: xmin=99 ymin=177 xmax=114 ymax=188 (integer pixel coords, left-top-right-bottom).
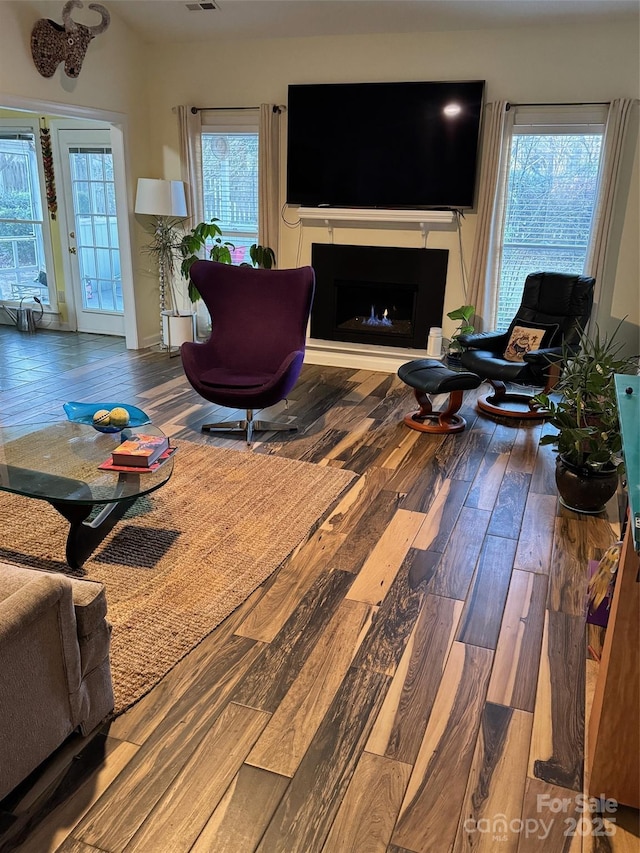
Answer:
xmin=0 ymin=440 xmax=356 ymax=714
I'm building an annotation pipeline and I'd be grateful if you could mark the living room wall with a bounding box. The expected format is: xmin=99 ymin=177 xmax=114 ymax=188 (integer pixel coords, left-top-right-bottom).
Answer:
xmin=0 ymin=5 xmax=638 ymax=352
xmin=0 ymin=0 xmax=157 ymax=347
xmin=145 ymin=19 xmax=639 ymax=351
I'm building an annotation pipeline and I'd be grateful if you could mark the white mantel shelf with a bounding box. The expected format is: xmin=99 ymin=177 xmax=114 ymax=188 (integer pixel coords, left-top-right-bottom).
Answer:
xmin=305 ymin=338 xmax=442 ymax=374
xmin=297 ymin=206 xmax=456 ymax=236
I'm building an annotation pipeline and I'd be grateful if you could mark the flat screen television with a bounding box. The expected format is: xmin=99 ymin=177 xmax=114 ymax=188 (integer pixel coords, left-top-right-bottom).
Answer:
xmin=286 ymin=80 xmax=485 ymax=210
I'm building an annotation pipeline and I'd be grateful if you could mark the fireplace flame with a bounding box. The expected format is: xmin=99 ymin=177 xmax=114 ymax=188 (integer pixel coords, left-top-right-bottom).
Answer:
xmin=363 ymin=305 xmax=393 ymax=328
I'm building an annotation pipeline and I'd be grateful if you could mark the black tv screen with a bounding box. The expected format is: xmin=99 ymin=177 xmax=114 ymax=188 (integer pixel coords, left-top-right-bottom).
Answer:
xmin=286 ymin=80 xmax=485 ymax=210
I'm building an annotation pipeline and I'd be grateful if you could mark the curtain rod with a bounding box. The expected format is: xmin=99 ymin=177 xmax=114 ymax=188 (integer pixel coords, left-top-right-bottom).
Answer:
xmin=190 ymin=105 xmax=285 ymax=114
xmin=506 ymin=101 xmax=609 ymax=110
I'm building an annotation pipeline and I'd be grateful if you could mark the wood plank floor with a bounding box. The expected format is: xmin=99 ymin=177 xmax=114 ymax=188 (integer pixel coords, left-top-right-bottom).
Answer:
xmin=0 ymin=326 xmax=638 ymax=853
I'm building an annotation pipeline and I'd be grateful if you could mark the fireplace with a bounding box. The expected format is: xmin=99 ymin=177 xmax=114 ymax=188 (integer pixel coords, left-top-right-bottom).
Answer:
xmin=310 ymin=243 xmax=448 ymax=349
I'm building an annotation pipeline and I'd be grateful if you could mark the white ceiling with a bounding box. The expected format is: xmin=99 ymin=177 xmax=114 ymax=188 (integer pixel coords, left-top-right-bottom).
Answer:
xmin=38 ymin=0 xmax=640 ymax=45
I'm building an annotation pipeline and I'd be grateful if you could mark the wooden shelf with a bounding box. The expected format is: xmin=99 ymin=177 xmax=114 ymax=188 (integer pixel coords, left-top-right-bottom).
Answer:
xmin=587 ymin=376 xmax=640 ymax=808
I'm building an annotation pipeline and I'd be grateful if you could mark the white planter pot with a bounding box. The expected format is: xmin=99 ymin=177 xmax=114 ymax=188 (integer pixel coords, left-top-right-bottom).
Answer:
xmin=161 ymin=310 xmax=195 ymax=352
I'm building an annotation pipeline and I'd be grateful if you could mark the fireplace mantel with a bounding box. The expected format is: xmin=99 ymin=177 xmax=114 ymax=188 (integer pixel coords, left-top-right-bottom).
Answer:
xmin=297 ymin=207 xmax=456 ymax=238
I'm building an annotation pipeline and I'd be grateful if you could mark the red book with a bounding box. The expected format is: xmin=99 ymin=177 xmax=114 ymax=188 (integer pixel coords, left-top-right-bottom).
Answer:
xmin=111 ymin=434 xmax=169 ymax=468
xmin=99 ymin=446 xmax=176 ymax=473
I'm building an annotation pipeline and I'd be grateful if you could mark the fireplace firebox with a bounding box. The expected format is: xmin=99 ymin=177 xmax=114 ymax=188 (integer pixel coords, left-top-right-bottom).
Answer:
xmin=311 ymin=244 xmax=448 ymax=349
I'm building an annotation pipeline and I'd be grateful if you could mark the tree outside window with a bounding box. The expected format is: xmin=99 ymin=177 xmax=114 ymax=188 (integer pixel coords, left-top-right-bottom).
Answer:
xmin=496 ymin=130 xmax=603 ymax=329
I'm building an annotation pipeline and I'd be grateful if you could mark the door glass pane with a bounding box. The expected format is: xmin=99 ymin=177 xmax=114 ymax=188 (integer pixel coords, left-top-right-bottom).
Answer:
xmin=0 ymin=132 xmax=51 ymax=303
xmin=68 ymin=146 xmax=122 ymax=313
xmin=496 ymin=133 xmax=602 ymax=330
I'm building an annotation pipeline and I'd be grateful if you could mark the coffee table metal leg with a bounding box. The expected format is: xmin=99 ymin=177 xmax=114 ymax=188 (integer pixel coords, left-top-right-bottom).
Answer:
xmin=49 ymin=496 xmax=138 ymax=570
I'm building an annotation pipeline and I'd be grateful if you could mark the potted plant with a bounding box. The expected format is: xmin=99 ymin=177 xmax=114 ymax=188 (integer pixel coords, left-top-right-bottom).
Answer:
xmin=179 ymin=218 xmax=276 ymax=303
xmin=532 ymin=323 xmax=637 ymax=513
xmin=141 ymin=216 xmax=196 ymax=351
xmin=445 ymin=304 xmax=475 ymax=364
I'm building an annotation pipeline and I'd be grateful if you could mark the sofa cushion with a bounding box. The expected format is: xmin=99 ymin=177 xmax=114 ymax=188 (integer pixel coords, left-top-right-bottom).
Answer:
xmin=0 ymin=561 xmax=107 ymax=636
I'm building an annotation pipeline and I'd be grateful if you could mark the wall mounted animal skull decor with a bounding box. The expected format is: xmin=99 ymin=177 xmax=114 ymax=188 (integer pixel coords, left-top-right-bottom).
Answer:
xmin=31 ymin=0 xmax=110 ymax=79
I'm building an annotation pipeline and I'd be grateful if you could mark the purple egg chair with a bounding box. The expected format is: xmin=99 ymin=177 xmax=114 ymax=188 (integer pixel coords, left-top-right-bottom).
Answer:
xmin=181 ymin=260 xmax=315 ymax=444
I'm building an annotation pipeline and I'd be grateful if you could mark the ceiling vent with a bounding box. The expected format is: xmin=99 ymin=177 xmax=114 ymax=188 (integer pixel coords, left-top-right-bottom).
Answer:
xmin=185 ymin=2 xmax=218 ymax=10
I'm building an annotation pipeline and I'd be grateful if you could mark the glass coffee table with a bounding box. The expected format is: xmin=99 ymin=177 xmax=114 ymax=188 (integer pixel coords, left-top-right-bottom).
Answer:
xmin=0 ymin=421 xmax=174 ymax=570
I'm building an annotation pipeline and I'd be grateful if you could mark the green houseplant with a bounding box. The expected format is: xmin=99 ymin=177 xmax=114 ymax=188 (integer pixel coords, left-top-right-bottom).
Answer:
xmin=141 ymin=216 xmax=185 ymax=316
xmin=179 ymin=218 xmax=276 ymax=303
xmin=532 ymin=322 xmax=637 ymax=513
xmin=446 ymin=304 xmax=475 ymax=362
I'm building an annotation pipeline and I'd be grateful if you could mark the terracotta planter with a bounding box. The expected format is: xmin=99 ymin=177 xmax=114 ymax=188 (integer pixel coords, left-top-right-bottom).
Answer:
xmin=555 ymin=455 xmax=619 ymax=514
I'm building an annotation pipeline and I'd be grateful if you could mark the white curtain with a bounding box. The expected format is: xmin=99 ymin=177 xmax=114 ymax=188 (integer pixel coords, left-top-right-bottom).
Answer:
xmin=176 ymin=105 xmax=204 ymax=228
xmin=467 ymin=101 xmax=513 ymax=330
xmin=586 ymin=98 xmax=637 ymax=319
xmin=176 ymin=105 xmax=207 ymax=331
xmin=258 ymin=104 xmax=282 ymax=261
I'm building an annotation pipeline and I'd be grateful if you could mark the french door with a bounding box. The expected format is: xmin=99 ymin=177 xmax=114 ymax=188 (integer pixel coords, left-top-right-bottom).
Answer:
xmin=57 ymin=129 xmax=124 ymax=335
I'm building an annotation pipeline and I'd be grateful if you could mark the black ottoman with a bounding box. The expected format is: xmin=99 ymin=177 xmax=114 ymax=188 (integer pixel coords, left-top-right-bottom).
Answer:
xmin=398 ymin=358 xmax=482 ymax=434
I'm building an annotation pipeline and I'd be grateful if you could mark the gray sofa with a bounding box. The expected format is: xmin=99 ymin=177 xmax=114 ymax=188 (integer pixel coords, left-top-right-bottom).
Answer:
xmin=0 ymin=561 xmax=114 ymax=801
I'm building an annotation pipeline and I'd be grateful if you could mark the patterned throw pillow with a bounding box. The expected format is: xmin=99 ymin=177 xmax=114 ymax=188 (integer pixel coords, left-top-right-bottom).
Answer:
xmin=503 ymin=320 xmax=559 ymax=362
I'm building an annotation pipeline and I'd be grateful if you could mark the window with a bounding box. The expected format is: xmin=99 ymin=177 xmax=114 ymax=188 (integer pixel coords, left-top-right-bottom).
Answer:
xmin=495 ymin=107 xmax=606 ymax=330
xmin=201 ymin=112 xmax=259 ymax=265
xmin=0 ymin=122 xmax=54 ymax=304
xmin=68 ymin=145 xmax=122 ymax=312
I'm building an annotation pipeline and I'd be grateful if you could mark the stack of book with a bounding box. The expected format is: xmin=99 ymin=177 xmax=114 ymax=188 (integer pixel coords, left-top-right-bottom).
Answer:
xmin=100 ymin=434 xmax=173 ymax=472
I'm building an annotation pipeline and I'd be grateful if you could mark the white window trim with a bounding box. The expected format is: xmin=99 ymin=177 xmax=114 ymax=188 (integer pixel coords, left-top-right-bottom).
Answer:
xmin=200 ymin=108 xmax=259 ymax=133
xmin=0 ymin=117 xmax=57 ymax=311
xmin=511 ymin=104 xmax=608 ymax=131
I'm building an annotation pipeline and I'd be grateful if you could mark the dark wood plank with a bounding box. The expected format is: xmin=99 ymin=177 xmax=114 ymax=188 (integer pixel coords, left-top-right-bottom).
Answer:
xmin=465 ymin=448 xmax=510 ymax=511
xmin=529 ymin=611 xmax=585 ymax=792
xmin=411 ymin=478 xmax=471 ymax=553
xmin=321 ymin=752 xmax=411 ymax=852
xmin=391 ymin=642 xmax=494 ymax=853
xmin=487 ymin=470 xmax=532 ymax=539
xmin=246 ymin=599 xmax=373 ymax=777
xmin=319 ymin=465 xmax=396 ymax=536
xmin=425 ymin=506 xmax=491 ymax=600
xmin=234 ymin=528 xmax=348 ymax=642
xmin=506 ymin=422 xmax=543 ymax=474
xmin=516 ymin=777 xmax=582 ymax=853
xmin=108 ymin=584 xmax=268 ymax=746
xmin=350 ymin=549 xmax=428 ymax=676
xmin=514 ymin=493 xmax=558 ymax=574
xmin=345 ymin=509 xmax=425 ymax=606
xmin=451 ymin=424 xmax=495 ymax=482
xmin=487 ymin=569 xmax=549 ymax=712
xmin=338 ymin=422 xmax=411 ymax=476
xmin=548 ymin=515 xmax=617 ymax=616
xmin=452 ymin=704 xmax=533 ymax=853
xmin=384 ymin=432 xmax=446 ymax=501
xmin=400 ymin=433 xmax=474 ymax=513
xmin=232 ymin=568 xmax=356 ymax=713
xmin=529 ymin=421 xmax=559 ymax=496
xmin=0 ymin=735 xmax=137 ymax=853
xmin=190 ymin=764 xmax=289 ymax=853
xmin=123 ymin=703 xmax=269 ymax=852
xmin=366 ymin=594 xmax=463 ymax=765
xmin=330 ymin=488 xmax=402 ymax=574
xmin=256 ymin=666 xmax=390 ymax=853
xmin=456 ymin=534 xmax=517 ymax=649
xmin=54 ymin=839 xmax=103 ymax=853
xmin=70 ymin=637 xmax=262 ymax=851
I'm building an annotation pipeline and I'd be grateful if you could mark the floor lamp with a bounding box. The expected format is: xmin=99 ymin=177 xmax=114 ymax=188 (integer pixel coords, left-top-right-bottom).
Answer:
xmin=135 ymin=178 xmax=188 ymax=346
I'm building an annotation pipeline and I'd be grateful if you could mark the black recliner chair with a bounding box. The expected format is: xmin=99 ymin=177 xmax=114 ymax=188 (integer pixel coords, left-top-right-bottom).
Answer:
xmin=458 ymin=271 xmax=595 ymax=418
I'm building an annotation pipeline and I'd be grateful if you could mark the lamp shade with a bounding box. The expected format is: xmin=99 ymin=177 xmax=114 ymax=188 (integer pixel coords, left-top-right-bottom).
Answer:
xmin=135 ymin=178 xmax=188 ymax=217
